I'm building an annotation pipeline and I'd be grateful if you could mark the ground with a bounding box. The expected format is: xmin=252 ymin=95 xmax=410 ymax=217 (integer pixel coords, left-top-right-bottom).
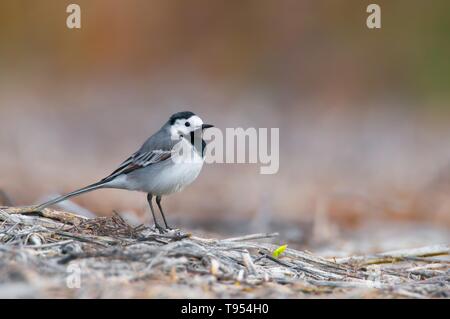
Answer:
xmin=0 ymin=206 xmax=448 ymax=298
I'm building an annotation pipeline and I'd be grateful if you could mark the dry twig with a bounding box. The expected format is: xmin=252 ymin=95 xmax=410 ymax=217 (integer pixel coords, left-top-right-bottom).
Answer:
xmin=0 ymin=206 xmax=448 ymax=298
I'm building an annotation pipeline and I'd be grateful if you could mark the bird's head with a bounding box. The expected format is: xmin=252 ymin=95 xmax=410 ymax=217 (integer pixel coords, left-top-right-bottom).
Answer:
xmin=168 ymin=111 xmax=214 ymax=139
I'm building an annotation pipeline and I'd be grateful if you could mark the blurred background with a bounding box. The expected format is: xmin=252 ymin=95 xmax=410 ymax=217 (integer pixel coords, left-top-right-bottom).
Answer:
xmin=1 ymin=0 xmax=449 ymax=252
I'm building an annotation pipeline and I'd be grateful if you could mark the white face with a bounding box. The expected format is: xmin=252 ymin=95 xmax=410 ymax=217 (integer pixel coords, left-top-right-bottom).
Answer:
xmin=170 ymin=115 xmax=204 ymax=138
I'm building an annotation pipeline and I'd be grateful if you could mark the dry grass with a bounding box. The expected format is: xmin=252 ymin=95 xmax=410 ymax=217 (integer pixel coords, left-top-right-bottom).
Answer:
xmin=0 ymin=206 xmax=448 ymax=298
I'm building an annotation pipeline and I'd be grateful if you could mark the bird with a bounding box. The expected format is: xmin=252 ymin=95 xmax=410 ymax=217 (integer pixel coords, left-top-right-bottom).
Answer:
xmin=35 ymin=111 xmax=214 ymax=232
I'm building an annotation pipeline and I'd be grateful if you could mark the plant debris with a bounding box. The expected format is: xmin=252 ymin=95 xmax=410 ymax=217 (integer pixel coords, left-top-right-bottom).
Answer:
xmin=0 ymin=206 xmax=448 ymax=298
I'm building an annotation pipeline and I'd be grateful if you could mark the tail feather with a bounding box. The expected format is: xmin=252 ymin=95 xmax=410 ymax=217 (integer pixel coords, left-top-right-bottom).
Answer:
xmin=36 ymin=181 xmax=107 ymax=210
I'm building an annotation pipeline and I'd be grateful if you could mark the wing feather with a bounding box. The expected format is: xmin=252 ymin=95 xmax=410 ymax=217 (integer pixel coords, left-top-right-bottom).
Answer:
xmin=101 ymin=149 xmax=173 ymax=182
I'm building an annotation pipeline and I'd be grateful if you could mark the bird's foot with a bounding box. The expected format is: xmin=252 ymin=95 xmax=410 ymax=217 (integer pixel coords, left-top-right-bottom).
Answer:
xmin=154 ymin=224 xmax=168 ymax=234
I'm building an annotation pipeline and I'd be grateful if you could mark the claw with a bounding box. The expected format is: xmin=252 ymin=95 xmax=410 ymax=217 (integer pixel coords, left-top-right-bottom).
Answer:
xmin=154 ymin=224 xmax=167 ymax=234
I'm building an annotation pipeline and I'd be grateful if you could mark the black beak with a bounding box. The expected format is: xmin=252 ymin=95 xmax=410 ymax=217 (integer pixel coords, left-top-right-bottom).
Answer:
xmin=201 ymin=124 xmax=214 ymax=130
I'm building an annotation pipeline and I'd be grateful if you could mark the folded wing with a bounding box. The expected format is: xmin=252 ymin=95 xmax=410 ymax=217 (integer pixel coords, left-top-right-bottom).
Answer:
xmin=101 ymin=149 xmax=173 ymax=183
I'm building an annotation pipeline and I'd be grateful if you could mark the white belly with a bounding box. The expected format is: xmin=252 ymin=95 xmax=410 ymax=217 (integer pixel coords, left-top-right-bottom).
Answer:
xmin=110 ymin=158 xmax=204 ymax=196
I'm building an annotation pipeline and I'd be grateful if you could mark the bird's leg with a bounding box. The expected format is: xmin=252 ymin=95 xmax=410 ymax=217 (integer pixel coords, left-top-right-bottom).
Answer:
xmin=156 ymin=196 xmax=172 ymax=230
xmin=147 ymin=193 xmax=166 ymax=233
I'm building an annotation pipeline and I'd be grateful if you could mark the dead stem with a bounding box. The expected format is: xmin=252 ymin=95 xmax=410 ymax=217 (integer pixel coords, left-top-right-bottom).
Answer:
xmin=0 ymin=207 xmax=448 ymax=298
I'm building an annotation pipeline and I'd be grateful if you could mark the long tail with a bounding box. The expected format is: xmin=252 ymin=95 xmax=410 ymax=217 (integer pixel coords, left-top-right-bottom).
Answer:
xmin=36 ymin=181 xmax=108 ymax=210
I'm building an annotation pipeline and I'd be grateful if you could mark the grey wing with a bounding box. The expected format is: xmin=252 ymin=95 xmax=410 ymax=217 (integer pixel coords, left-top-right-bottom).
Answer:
xmin=101 ymin=129 xmax=176 ymax=183
xmin=101 ymin=150 xmax=173 ymax=183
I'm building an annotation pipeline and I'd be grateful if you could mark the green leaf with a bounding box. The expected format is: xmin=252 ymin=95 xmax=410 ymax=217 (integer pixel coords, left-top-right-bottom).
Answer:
xmin=272 ymin=244 xmax=287 ymax=258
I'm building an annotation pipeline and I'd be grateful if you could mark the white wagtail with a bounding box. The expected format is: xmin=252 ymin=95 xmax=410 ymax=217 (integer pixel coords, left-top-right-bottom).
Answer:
xmin=36 ymin=111 xmax=214 ymax=232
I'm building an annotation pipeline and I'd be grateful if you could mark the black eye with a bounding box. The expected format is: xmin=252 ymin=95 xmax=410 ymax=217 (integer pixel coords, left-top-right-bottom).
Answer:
xmin=185 ymin=122 xmax=190 ymax=127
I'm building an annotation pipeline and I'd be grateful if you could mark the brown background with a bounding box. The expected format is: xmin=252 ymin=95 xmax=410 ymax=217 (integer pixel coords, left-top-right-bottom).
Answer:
xmin=1 ymin=1 xmax=449 ymax=244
